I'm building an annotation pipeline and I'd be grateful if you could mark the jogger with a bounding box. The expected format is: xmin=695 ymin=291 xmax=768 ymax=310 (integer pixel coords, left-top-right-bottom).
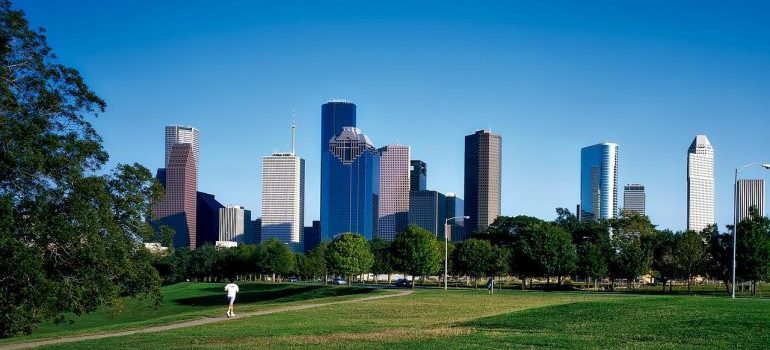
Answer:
xmin=224 ymin=280 xmax=239 ymax=318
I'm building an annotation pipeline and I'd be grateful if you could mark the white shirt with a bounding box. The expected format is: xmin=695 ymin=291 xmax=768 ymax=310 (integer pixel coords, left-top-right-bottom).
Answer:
xmin=225 ymin=283 xmax=239 ymax=298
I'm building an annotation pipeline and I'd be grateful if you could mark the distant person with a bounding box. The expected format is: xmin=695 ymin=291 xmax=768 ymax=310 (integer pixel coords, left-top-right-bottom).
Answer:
xmin=486 ymin=277 xmax=495 ymax=294
xmin=224 ymin=280 xmax=239 ymax=318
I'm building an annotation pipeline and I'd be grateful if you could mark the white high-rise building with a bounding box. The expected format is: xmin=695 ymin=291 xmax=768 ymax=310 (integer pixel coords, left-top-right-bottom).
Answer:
xmin=736 ymin=179 xmax=765 ymax=223
xmin=377 ymin=144 xmax=411 ymax=241
xmin=165 ymin=125 xmax=199 ymax=169
xmin=687 ymin=134 xmax=715 ymax=232
xmin=261 ymin=153 xmax=305 ymax=251
xmin=219 ymin=205 xmax=246 ymax=243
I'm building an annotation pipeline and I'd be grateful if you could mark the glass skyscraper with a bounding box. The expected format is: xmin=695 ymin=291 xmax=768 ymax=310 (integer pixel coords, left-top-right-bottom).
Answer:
xmin=580 ymin=142 xmax=619 ymax=221
xmin=409 ymin=190 xmax=447 ymax=239
xmin=323 ymin=127 xmax=380 ymax=240
xmin=410 ymin=160 xmax=427 ymax=192
xmin=320 ymin=100 xmax=357 ymax=240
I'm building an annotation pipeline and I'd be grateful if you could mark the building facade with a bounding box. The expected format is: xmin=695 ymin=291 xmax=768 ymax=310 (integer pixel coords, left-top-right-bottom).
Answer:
xmin=736 ymin=179 xmax=765 ymax=223
xmin=320 ymin=100 xmax=357 ymax=240
xmin=580 ymin=142 xmax=619 ymax=221
xmin=410 ymin=160 xmax=427 ymax=192
xmin=152 ymin=143 xmax=197 ymax=249
xmin=261 ymin=153 xmax=305 ymax=251
xmin=304 ymin=220 xmax=321 ymax=252
xmin=445 ymin=193 xmax=466 ymax=241
xmin=623 ymin=184 xmax=646 ymax=216
xmin=218 ymin=205 xmax=246 ymax=243
xmin=196 ymin=191 xmax=224 ymax=247
xmin=323 ymin=127 xmax=380 ymax=240
xmin=464 ymin=129 xmax=502 ymax=235
xmin=687 ymin=134 xmax=715 ymax=232
xmin=378 ymin=145 xmax=411 ymax=241
xmin=409 ymin=190 xmax=447 ymax=239
xmin=165 ymin=125 xmax=199 ymax=174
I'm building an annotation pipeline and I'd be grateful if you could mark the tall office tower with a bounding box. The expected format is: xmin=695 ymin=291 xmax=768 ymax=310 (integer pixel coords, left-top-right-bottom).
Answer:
xmin=320 ymin=100 xmax=357 ymax=240
xmin=687 ymin=134 xmax=715 ymax=232
xmin=445 ymin=193 xmax=466 ymax=241
xmin=580 ymin=142 xmax=619 ymax=221
xmin=196 ymin=191 xmax=224 ymax=247
xmin=623 ymin=184 xmax=646 ymax=216
xmin=165 ymin=125 xmax=199 ymax=172
xmin=152 ymin=143 xmax=197 ymax=249
xmin=218 ymin=205 xmax=246 ymax=243
xmin=303 ymin=220 xmax=321 ymax=252
xmin=410 ymin=160 xmax=427 ymax=192
xmin=736 ymin=179 xmax=765 ymax=223
xmin=261 ymin=152 xmax=305 ymax=251
xmin=409 ymin=190 xmax=447 ymax=238
xmin=378 ymin=145 xmax=411 ymax=241
xmin=243 ymin=209 xmax=253 ymax=244
xmin=464 ymin=129 xmax=502 ymax=235
xmin=323 ymin=127 xmax=380 ymax=240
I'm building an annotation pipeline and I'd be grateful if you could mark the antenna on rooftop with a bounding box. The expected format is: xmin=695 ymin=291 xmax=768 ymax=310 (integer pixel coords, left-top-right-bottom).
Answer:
xmin=291 ymin=108 xmax=297 ymax=155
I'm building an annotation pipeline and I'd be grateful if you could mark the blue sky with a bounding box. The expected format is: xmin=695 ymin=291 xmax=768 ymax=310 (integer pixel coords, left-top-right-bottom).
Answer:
xmin=17 ymin=0 xmax=770 ymax=231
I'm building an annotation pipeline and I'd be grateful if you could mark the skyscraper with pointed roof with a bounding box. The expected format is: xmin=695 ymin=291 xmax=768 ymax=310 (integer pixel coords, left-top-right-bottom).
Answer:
xmin=687 ymin=134 xmax=714 ymax=231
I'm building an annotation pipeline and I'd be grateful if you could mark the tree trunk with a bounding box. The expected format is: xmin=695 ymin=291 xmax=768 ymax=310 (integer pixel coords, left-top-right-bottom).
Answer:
xmin=687 ymin=275 xmax=692 ymax=293
xmin=411 ymin=275 xmax=415 ymax=290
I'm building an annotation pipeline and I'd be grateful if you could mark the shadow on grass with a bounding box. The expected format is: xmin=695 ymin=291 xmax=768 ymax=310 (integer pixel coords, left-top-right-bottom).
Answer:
xmin=175 ymin=285 xmax=375 ymax=306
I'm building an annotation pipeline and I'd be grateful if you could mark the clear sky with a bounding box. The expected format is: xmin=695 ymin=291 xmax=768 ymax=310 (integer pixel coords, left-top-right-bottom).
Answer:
xmin=16 ymin=0 xmax=770 ymax=231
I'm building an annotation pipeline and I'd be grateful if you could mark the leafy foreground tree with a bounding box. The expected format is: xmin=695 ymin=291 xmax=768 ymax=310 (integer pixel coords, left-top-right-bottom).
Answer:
xmin=736 ymin=208 xmax=770 ymax=296
xmin=369 ymin=237 xmax=394 ymax=284
xmin=455 ymin=239 xmax=494 ymax=288
xmin=0 ymin=2 xmax=163 ymax=337
xmin=391 ymin=225 xmax=442 ymax=289
xmin=258 ymin=238 xmax=296 ymax=282
xmin=676 ymin=230 xmax=707 ymax=293
xmin=325 ymin=233 xmax=373 ymax=286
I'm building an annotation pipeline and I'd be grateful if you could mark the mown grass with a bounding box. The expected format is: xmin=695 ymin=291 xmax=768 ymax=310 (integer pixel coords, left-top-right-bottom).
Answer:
xmin=38 ymin=288 xmax=770 ymax=350
xmin=0 ymin=282 xmax=376 ymax=345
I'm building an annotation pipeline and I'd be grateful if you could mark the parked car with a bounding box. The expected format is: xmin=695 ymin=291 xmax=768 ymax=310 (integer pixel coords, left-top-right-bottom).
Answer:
xmin=287 ymin=276 xmax=298 ymax=283
xmin=395 ymin=278 xmax=412 ymax=288
xmin=333 ymin=278 xmax=347 ymax=285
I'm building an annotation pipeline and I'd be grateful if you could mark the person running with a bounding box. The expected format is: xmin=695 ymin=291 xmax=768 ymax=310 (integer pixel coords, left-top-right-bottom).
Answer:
xmin=224 ymin=280 xmax=239 ymax=318
xmin=486 ymin=277 xmax=495 ymax=294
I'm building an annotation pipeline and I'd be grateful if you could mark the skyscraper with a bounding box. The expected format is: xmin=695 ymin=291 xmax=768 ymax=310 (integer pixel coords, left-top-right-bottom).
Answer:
xmin=321 ymin=100 xmax=357 ymax=241
xmin=623 ymin=184 xmax=646 ymax=216
xmin=323 ymin=127 xmax=380 ymax=240
xmin=409 ymin=190 xmax=447 ymax=238
xmin=152 ymin=143 xmax=197 ymax=249
xmin=261 ymin=152 xmax=305 ymax=251
xmin=378 ymin=144 xmax=411 ymax=241
xmin=687 ymin=134 xmax=715 ymax=232
xmin=196 ymin=191 xmax=224 ymax=247
xmin=580 ymin=142 xmax=619 ymax=221
xmin=218 ymin=205 xmax=246 ymax=243
xmin=464 ymin=129 xmax=502 ymax=235
xmin=165 ymin=125 xmax=199 ymax=173
xmin=410 ymin=160 xmax=427 ymax=192
xmin=736 ymin=179 xmax=765 ymax=223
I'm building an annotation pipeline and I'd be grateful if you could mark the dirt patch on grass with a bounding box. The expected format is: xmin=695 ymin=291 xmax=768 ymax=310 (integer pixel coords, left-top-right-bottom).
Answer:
xmin=207 ymin=327 xmax=473 ymax=347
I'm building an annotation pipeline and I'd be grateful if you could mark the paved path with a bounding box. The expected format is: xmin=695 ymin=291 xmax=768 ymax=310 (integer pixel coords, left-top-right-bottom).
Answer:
xmin=0 ymin=290 xmax=413 ymax=350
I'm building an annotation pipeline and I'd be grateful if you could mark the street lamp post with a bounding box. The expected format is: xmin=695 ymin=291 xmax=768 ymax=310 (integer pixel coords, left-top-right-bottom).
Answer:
xmin=731 ymin=163 xmax=770 ymax=299
xmin=444 ymin=215 xmax=469 ymax=290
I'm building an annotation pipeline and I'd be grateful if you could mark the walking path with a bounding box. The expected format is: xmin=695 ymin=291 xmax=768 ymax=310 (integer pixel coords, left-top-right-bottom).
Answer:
xmin=0 ymin=290 xmax=413 ymax=350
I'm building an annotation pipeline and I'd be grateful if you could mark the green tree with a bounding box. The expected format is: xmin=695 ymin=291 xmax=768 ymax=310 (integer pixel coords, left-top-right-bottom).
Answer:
xmin=652 ymin=230 xmax=678 ymax=293
xmin=704 ymin=224 xmax=732 ymax=293
xmin=391 ymin=225 xmax=442 ymax=289
xmin=369 ymin=237 xmax=394 ymax=284
xmin=325 ymin=233 xmax=373 ymax=286
xmin=0 ymin=2 xmax=165 ymax=336
xmin=455 ymin=239 xmax=494 ymax=288
xmin=676 ymin=230 xmax=707 ymax=293
xmin=306 ymin=241 xmax=329 ymax=283
xmin=257 ymin=238 xmax=296 ymax=282
xmin=736 ymin=207 xmax=770 ymax=296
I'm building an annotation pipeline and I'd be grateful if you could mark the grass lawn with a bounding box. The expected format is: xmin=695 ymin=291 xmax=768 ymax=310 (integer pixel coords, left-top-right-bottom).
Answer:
xmin=0 ymin=282 xmax=377 ymax=346
xmin=10 ymin=285 xmax=770 ymax=349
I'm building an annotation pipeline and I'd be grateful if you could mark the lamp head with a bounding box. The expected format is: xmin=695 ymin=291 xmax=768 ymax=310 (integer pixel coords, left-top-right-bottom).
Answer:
xmin=463 ymin=216 xmax=470 ymax=219
xmin=763 ymin=163 xmax=770 ymax=170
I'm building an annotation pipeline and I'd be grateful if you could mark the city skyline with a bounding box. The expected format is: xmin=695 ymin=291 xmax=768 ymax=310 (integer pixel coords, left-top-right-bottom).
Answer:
xmin=17 ymin=1 xmax=770 ymax=232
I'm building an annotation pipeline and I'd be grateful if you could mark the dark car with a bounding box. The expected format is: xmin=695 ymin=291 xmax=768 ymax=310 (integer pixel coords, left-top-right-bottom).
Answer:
xmin=395 ymin=278 xmax=412 ymax=288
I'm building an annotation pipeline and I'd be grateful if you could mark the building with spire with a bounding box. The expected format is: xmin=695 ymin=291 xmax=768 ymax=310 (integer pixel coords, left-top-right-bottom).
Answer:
xmin=687 ymin=134 xmax=714 ymax=232
xmin=261 ymin=118 xmax=305 ymax=251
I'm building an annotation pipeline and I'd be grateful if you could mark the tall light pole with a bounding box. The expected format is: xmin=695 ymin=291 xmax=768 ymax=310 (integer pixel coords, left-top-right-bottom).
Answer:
xmin=732 ymin=162 xmax=770 ymax=299
xmin=444 ymin=215 xmax=469 ymax=290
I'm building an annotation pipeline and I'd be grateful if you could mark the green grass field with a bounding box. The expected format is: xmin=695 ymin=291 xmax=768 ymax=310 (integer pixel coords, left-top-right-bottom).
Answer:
xmin=5 ymin=283 xmax=770 ymax=349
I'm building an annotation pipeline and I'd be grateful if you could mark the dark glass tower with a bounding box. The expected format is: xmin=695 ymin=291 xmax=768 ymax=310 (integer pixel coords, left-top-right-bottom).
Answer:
xmin=320 ymin=100 xmax=357 ymax=240
xmin=323 ymin=127 xmax=380 ymax=240
xmin=464 ymin=129 xmax=502 ymax=236
xmin=410 ymin=160 xmax=427 ymax=192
